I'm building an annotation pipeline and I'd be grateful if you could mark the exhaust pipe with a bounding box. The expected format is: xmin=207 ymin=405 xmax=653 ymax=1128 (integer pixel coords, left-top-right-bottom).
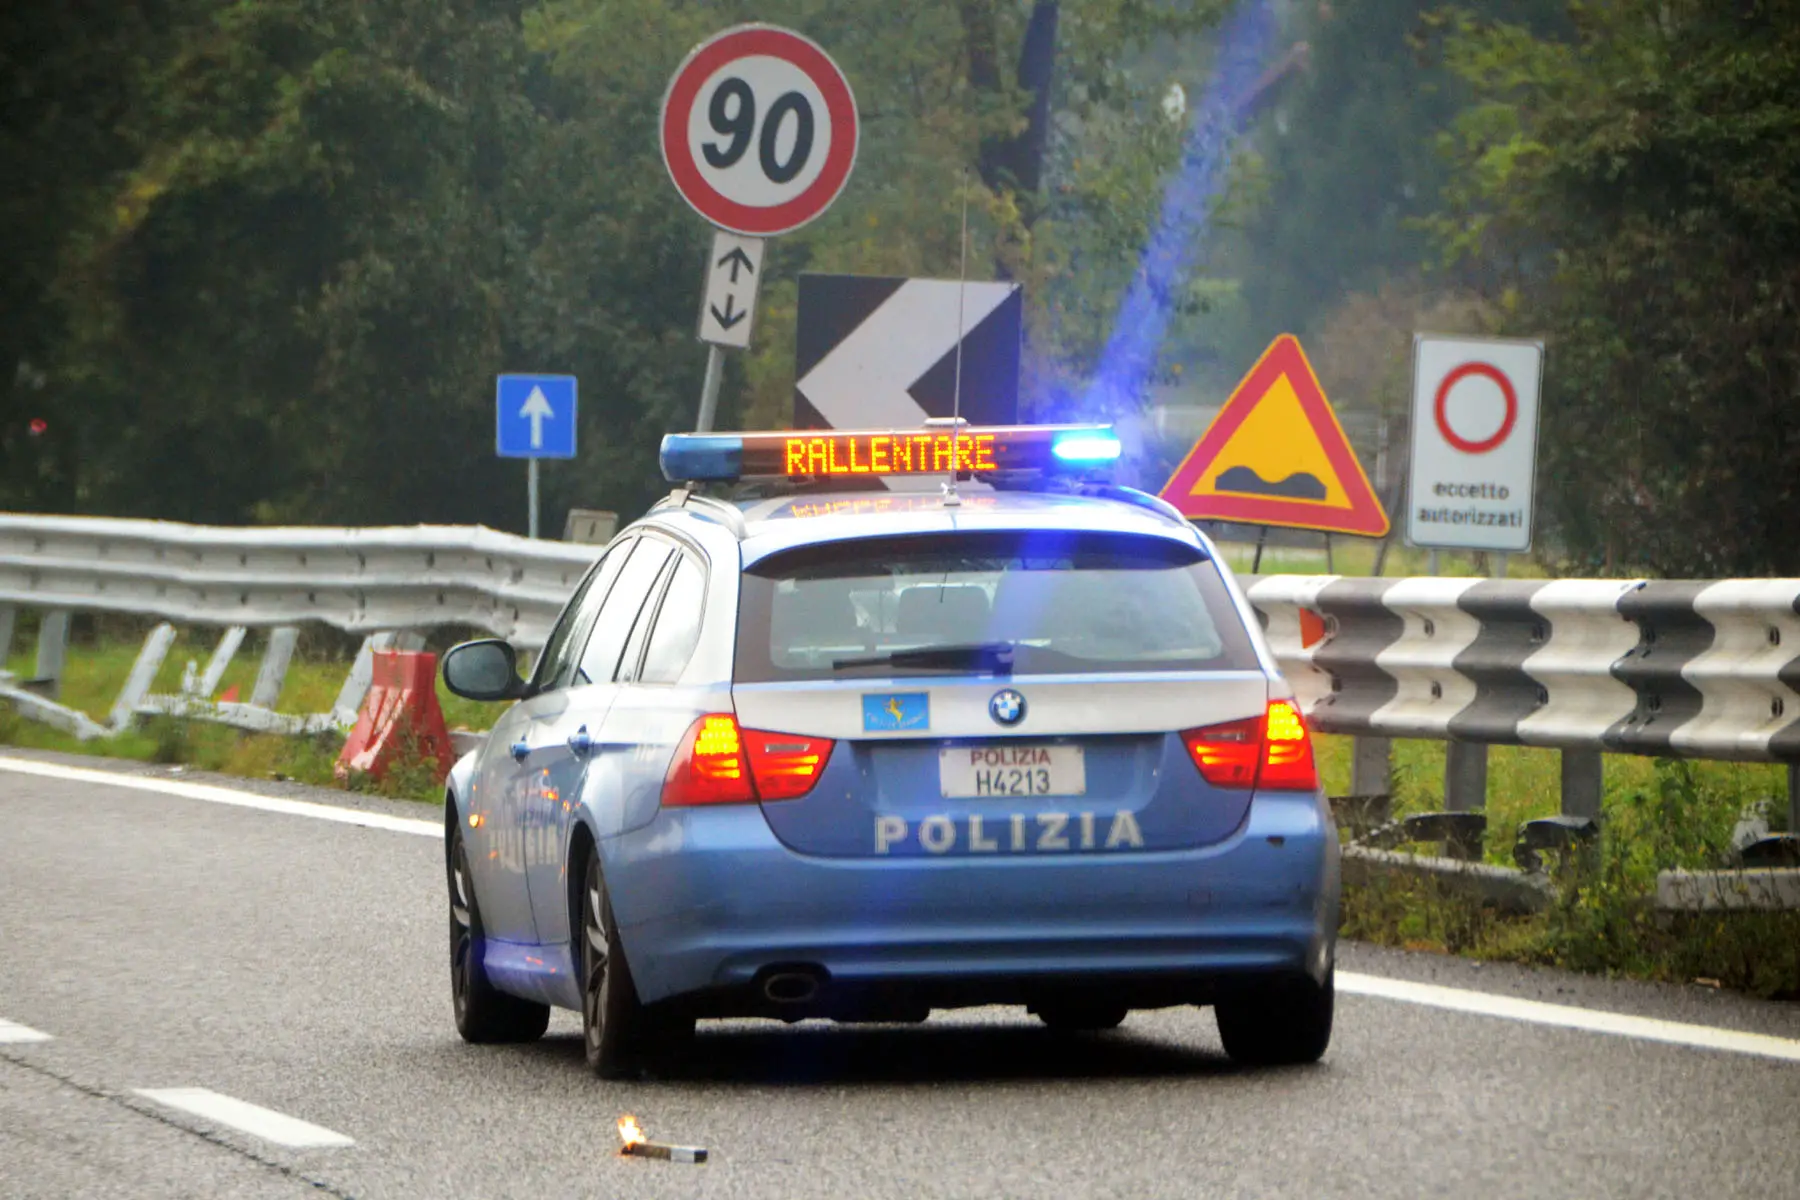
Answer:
xmin=761 ymin=970 xmax=822 ymax=1005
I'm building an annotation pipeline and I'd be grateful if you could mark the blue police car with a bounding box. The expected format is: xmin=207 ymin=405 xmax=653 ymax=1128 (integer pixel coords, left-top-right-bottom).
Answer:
xmin=440 ymin=422 xmax=1339 ymax=1077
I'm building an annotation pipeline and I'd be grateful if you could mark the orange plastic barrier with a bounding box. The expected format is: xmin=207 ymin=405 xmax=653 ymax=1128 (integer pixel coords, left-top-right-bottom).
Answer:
xmin=335 ymin=650 xmax=452 ymax=785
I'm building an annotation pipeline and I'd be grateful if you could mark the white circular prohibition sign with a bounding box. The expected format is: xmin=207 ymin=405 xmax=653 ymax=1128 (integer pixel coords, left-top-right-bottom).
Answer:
xmin=660 ymin=25 xmax=859 ymax=237
xmin=1433 ymin=361 xmax=1517 ymax=455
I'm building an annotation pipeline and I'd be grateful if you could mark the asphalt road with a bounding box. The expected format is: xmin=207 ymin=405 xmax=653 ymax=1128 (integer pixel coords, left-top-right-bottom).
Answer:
xmin=3 ymin=750 xmax=1798 ymax=1200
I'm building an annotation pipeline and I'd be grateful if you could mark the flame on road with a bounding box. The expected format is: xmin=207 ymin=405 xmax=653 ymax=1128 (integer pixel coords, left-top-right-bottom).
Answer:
xmin=617 ymin=1114 xmax=647 ymax=1150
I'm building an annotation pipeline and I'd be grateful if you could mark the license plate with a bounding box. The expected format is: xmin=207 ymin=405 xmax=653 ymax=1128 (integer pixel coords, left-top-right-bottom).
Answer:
xmin=939 ymin=745 xmax=1086 ymax=798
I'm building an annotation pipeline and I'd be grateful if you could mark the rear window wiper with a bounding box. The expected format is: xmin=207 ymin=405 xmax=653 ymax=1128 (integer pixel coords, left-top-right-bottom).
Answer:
xmin=831 ymin=641 xmax=1015 ymax=675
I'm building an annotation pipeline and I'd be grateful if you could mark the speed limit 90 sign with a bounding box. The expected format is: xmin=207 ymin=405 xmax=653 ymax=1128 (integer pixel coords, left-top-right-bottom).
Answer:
xmin=660 ymin=25 xmax=859 ymax=237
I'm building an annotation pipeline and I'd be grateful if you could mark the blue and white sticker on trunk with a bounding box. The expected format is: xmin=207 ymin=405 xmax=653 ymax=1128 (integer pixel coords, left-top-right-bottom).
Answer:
xmin=863 ymin=692 xmax=930 ymax=733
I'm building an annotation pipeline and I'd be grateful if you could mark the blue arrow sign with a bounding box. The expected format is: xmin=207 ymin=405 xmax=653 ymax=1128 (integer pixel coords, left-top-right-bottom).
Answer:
xmin=496 ymin=375 xmax=577 ymax=459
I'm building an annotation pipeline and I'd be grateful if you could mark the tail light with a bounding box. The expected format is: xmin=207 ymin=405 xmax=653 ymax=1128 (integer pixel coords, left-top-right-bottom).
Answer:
xmin=662 ymin=714 xmax=834 ymax=807
xmin=1258 ymin=700 xmax=1318 ymax=789
xmin=1182 ymin=715 xmax=1262 ymax=787
xmin=1181 ymin=700 xmax=1318 ymax=791
xmin=742 ymin=729 xmax=835 ymax=800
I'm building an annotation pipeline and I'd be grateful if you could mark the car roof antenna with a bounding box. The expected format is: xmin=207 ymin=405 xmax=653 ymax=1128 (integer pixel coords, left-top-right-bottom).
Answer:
xmin=943 ymin=169 xmax=969 ymax=509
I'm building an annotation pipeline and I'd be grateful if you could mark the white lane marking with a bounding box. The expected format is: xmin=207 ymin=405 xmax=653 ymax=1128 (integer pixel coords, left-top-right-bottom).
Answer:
xmin=0 ymin=755 xmax=440 ymax=839
xmin=1340 ymin=971 xmax=1800 ymax=1064
xmin=134 ymin=1088 xmax=355 ymax=1149
xmin=0 ymin=1018 xmax=54 ymax=1044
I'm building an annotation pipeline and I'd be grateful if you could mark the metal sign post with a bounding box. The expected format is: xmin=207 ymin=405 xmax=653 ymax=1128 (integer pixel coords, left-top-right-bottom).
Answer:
xmin=694 ymin=231 xmax=766 ymax=432
xmin=496 ymin=374 xmax=578 ymax=538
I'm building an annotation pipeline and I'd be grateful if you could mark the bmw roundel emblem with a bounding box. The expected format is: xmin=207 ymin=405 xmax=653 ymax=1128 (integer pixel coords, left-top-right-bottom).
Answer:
xmin=989 ymin=689 xmax=1027 ymax=726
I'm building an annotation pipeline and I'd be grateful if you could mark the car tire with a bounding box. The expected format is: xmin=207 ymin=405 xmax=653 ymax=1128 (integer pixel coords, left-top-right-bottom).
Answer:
xmin=580 ymin=844 xmax=693 ymax=1079
xmin=449 ymin=828 xmax=551 ymax=1044
xmin=1214 ymin=969 xmax=1334 ymax=1066
xmin=1033 ymin=1002 xmax=1128 ymax=1032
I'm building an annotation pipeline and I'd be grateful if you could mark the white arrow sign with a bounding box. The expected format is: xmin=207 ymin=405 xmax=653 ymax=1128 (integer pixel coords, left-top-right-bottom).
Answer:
xmin=519 ymin=385 xmax=554 ymax=450
xmin=698 ymin=232 xmax=765 ymax=349
xmin=796 ymin=279 xmax=1015 ymax=429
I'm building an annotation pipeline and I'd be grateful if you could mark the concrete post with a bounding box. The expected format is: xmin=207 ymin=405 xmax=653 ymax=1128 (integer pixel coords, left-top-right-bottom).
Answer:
xmin=33 ymin=610 xmax=71 ymax=700
xmin=1561 ymin=750 xmax=1605 ymax=822
xmin=1445 ymin=741 xmax=1488 ymax=812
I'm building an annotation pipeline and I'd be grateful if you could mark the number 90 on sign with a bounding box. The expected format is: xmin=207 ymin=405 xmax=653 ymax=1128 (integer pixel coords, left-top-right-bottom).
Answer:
xmin=691 ymin=57 xmax=830 ymax=204
xmin=662 ymin=25 xmax=859 ymax=237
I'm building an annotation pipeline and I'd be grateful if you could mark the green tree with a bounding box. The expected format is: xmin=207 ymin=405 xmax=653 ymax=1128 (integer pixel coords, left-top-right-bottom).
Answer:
xmin=0 ymin=0 xmax=202 ymax=512
xmin=54 ymin=0 xmax=542 ymax=526
xmin=1430 ymin=0 xmax=1800 ymax=575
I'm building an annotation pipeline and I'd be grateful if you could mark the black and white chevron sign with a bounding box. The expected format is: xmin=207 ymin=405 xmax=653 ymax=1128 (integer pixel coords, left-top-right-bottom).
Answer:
xmin=794 ymin=274 xmax=1022 ymax=430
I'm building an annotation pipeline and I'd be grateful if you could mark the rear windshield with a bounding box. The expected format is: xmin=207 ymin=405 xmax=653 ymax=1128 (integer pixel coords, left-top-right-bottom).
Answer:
xmin=735 ymin=531 xmax=1257 ymax=682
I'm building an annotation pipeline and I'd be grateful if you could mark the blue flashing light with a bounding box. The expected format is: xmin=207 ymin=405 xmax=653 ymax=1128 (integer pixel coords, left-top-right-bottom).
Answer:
xmin=1051 ymin=430 xmax=1124 ymax=465
xmin=659 ymin=434 xmax=743 ymax=483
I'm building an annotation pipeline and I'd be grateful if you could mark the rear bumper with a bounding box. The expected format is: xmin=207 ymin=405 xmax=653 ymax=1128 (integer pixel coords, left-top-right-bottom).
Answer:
xmin=600 ymin=790 xmax=1339 ymax=1010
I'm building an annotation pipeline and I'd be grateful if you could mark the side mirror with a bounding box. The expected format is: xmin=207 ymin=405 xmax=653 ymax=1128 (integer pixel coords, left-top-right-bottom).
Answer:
xmin=443 ymin=639 xmax=528 ymax=702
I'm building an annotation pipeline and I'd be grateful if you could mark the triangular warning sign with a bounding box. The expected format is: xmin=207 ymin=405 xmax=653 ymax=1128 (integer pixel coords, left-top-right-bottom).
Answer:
xmin=1160 ymin=335 xmax=1389 ymax=536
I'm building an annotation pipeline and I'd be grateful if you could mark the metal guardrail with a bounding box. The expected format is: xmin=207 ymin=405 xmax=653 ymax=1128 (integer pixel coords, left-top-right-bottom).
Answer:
xmin=1242 ymin=575 xmax=1800 ymax=762
xmin=0 ymin=515 xmax=601 ymax=741
xmin=0 ymin=515 xmax=599 ymax=644
xmin=1243 ymin=574 xmax=1800 ymax=910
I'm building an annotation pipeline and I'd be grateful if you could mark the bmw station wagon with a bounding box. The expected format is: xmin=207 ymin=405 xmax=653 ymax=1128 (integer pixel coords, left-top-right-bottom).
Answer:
xmin=440 ymin=423 xmax=1340 ymax=1077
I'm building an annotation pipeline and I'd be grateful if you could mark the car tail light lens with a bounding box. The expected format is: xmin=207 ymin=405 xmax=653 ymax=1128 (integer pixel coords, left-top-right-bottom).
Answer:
xmin=1258 ymin=700 xmax=1318 ymax=790
xmin=662 ymin=715 xmax=835 ymax=807
xmin=742 ymin=728 xmax=835 ymax=801
xmin=662 ymin=714 xmax=754 ymax=806
xmin=1182 ymin=716 xmax=1262 ymax=787
xmin=1181 ymin=700 xmax=1318 ymax=791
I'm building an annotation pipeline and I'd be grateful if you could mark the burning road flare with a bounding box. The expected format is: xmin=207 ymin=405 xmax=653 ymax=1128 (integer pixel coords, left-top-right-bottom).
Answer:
xmin=617 ymin=1114 xmax=708 ymax=1164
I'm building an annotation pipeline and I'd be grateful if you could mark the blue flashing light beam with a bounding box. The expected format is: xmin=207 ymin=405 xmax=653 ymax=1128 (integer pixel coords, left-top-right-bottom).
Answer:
xmin=1051 ymin=430 xmax=1124 ymax=464
xmin=1084 ymin=0 xmax=1278 ymax=416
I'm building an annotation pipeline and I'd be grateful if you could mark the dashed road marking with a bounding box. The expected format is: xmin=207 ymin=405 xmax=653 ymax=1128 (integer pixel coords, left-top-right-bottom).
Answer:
xmin=133 ymin=1088 xmax=355 ymax=1149
xmin=1340 ymin=971 xmax=1800 ymax=1063
xmin=0 ymin=1018 xmax=54 ymax=1044
xmin=0 ymin=755 xmax=439 ymax=838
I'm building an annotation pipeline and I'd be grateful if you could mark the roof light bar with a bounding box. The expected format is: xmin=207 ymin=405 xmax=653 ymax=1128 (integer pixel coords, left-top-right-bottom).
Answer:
xmin=659 ymin=424 xmax=1118 ymax=483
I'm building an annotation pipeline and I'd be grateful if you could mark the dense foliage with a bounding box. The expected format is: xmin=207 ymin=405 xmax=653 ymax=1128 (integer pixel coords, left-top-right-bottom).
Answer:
xmin=1428 ymin=0 xmax=1800 ymax=576
xmin=1 ymin=0 xmax=1221 ymax=530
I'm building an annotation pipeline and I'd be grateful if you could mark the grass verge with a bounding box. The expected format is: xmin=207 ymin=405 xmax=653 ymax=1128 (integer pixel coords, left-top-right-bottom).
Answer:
xmin=1334 ymin=750 xmax=1800 ymax=998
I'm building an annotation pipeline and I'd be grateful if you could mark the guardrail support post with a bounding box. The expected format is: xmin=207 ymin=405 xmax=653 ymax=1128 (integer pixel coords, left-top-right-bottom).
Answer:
xmin=1445 ymin=741 xmax=1487 ymax=813
xmin=250 ymin=626 xmax=299 ymax=709
xmin=1790 ymin=762 xmax=1799 ymax=839
xmin=196 ymin=627 xmax=246 ymax=698
xmin=1560 ymin=750 xmax=1605 ymax=821
xmin=32 ymin=610 xmax=71 ymax=700
xmin=111 ymin=623 xmax=177 ymax=729
xmin=1351 ymin=736 xmax=1392 ymax=797
xmin=0 ymin=605 xmax=14 ymax=674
